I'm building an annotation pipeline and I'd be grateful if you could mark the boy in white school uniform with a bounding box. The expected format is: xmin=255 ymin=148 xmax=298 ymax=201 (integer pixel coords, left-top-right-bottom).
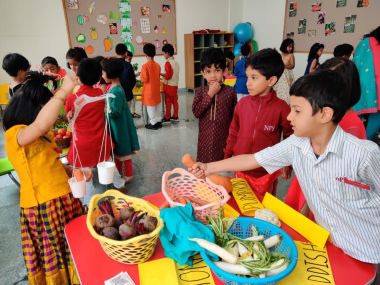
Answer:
xmin=190 ymin=70 xmax=380 ymax=280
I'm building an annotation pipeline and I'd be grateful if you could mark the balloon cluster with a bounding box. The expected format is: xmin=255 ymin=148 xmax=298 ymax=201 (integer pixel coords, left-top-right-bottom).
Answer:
xmin=233 ymin=22 xmax=258 ymax=56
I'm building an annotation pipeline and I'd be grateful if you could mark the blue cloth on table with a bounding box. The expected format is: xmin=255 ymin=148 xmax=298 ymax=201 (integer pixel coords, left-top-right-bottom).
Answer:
xmin=159 ymin=203 xmax=218 ymax=266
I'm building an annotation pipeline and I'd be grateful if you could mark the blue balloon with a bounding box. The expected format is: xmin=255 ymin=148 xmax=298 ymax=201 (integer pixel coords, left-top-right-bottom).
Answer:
xmin=233 ymin=22 xmax=254 ymax=43
xmin=234 ymin=42 xmax=243 ymax=57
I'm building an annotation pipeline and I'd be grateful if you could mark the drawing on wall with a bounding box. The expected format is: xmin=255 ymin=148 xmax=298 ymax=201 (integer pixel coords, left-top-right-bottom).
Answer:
xmin=325 ymin=22 xmax=336 ymax=36
xmin=286 ymin=32 xmax=295 ymax=38
xmin=344 ymin=15 xmax=357 ymax=33
xmin=66 ymin=0 xmax=79 ymax=9
xmin=317 ymin=12 xmax=325 ymax=24
xmin=96 ymin=14 xmax=108 ymax=24
xmin=298 ymin=19 xmax=307 ymax=34
xmin=308 ymin=29 xmax=317 ymax=37
xmin=289 ymin=2 xmax=297 ymax=17
xmin=336 ymin=0 xmax=347 ymax=7
xmin=109 ymin=23 xmax=118 ymax=34
xmin=141 ymin=6 xmax=150 ymax=16
xmin=140 ymin=18 xmax=151 ymax=34
xmin=357 ymin=0 xmax=369 ymax=7
xmin=162 ymin=4 xmax=171 ymax=13
xmin=311 ymin=3 xmax=322 ymax=12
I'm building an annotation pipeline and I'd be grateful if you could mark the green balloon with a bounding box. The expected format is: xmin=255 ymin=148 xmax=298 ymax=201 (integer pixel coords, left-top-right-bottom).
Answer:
xmin=251 ymin=39 xmax=258 ymax=53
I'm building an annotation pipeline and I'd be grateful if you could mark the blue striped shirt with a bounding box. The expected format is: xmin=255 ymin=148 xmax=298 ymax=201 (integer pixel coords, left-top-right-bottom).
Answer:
xmin=255 ymin=126 xmax=380 ymax=263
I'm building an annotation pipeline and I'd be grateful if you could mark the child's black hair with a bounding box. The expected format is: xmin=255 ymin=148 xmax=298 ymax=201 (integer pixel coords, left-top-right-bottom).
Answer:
xmin=93 ymin=56 xmax=107 ymax=84
xmin=333 ymin=44 xmax=354 ymax=58
xmin=143 ymin=43 xmax=156 ymax=57
xmin=162 ymin=43 xmax=174 ymax=56
xmin=280 ymin=38 xmax=294 ymax=54
xmin=3 ymin=71 xmax=54 ymax=130
xmin=245 ymin=48 xmax=284 ymax=80
xmin=290 ymin=70 xmax=347 ymax=124
xmin=101 ymin=57 xmax=124 ymax=79
xmin=77 ymin=58 xmax=102 ymax=86
xmin=41 ymin=56 xmax=59 ymax=67
xmin=66 ymin=47 xmax=88 ymax=68
xmin=319 ymin=57 xmax=360 ymax=108
xmin=240 ymin=43 xmax=251 ymax=57
xmin=2 ymin=53 xmax=31 ymax=77
xmin=200 ymin=48 xmax=226 ymax=71
xmin=126 ymin=50 xmax=133 ymax=57
xmin=307 ymin=43 xmax=324 ymax=61
xmin=224 ymin=50 xmax=235 ymax=61
xmin=115 ymin=43 xmax=128 ymax=56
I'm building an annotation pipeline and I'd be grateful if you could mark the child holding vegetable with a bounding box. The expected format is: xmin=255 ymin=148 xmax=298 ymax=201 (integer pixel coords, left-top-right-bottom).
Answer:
xmin=224 ymin=49 xmax=293 ymax=199
xmin=192 ymin=48 xmax=237 ymax=163
xmin=101 ymin=57 xmax=140 ymax=184
xmin=190 ymin=70 xmax=380 ymax=269
xmin=3 ymin=72 xmax=87 ymax=284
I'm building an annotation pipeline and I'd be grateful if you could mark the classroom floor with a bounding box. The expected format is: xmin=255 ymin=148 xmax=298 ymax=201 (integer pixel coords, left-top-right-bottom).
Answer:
xmin=0 ymin=90 xmax=291 ymax=285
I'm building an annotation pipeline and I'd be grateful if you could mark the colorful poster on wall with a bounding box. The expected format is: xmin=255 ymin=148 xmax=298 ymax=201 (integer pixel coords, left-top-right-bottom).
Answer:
xmin=344 ymin=15 xmax=357 ymax=33
xmin=140 ymin=18 xmax=151 ymax=34
xmin=298 ymin=19 xmax=307 ymax=34
xmin=336 ymin=0 xmax=347 ymax=7
xmin=311 ymin=2 xmax=322 ymax=12
xmin=66 ymin=0 xmax=79 ymax=9
xmin=325 ymin=22 xmax=336 ymax=36
xmin=289 ymin=2 xmax=297 ymax=17
xmin=357 ymin=0 xmax=369 ymax=7
xmin=317 ymin=12 xmax=325 ymax=24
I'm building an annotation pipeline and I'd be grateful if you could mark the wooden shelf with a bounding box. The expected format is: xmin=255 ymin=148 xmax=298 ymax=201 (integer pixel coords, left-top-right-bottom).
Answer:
xmin=185 ymin=32 xmax=234 ymax=90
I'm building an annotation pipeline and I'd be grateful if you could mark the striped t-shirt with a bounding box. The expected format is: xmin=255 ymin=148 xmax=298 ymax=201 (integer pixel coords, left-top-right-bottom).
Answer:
xmin=255 ymin=126 xmax=380 ymax=263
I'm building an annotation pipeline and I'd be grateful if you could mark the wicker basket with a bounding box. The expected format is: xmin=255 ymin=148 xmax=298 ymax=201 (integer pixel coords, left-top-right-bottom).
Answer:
xmin=54 ymin=137 xmax=71 ymax=149
xmin=162 ymin=168 xmax=230 ymax=224
xmin=86 ymin=190 xmax=164 ymax=264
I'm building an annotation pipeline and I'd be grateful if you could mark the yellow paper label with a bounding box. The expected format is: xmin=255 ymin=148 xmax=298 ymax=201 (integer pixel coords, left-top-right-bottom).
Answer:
xmin=223 ymin=203 xmax=240 ymax=218
xmin=231 ymin=178 xmax=263 ymax=216
xmin=139 ymin=258 xmax=179 ymax=285
xmin=279 ymin=241 xmax=335 ymax=285
xmin=262 ymin=193 xmax=330 ymax=248
xmin=176 ymin=254 xmax=215 ymax=285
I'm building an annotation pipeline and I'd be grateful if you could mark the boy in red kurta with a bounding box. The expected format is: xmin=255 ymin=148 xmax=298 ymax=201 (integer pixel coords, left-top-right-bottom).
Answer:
xmin=192 ymin=48 xmax=237 ymax=163
xmin=224 ymin=49 xmax=293 ymax=199
xmin=140 ymin=43 xmax=162 ymax=130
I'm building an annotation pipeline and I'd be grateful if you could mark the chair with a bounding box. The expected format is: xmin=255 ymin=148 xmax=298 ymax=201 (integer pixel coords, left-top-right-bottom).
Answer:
xmin=0 ymin=83 xmax=10 ymax=119
xmin=0 ymin=157 xmax=20 ymax=187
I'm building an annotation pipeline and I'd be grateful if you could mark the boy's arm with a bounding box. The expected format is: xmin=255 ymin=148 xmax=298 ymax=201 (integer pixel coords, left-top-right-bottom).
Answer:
xmin=358 ymin=145 xmax=380 ymax=194
xmin=192 ymin=88 xmax=213 ymax=118
xmin=140 ymin=64 xmax=149 ymax=83
xmin=163 ymin=61 xmax=173 ymax=80
xmin=108 ymin=90 xmax=123 ymax=118
xmin=224 ymin=106 xmax=240 ymax=158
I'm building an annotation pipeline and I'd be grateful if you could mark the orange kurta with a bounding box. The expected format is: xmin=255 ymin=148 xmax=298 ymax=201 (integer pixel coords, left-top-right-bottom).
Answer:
xmin=140 ymin=59 xmax=161 ymax=106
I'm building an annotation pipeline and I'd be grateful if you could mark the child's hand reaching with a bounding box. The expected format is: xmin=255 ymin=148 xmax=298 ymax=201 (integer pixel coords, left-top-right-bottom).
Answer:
xmin=60 ymin=74 xmax=78 ymax=96
xmin=207 ymin=82 xmax=221 ymax=98
xmin=189 ymin=162 xmax=207 ymax=179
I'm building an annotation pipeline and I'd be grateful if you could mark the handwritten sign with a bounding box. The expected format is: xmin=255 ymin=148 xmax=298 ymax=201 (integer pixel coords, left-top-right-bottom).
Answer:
xmin=279 ymin=241 xmax=335 ymax=285
xmin=176 ymin=255 xmax=215 ymax=285
xmin=223 ymin=203 xmax=240 ymax=218
xmin=262 ymin=193 xmax=330 ymax=248
xmin=231 ymin=178 xmax=263 ymax=216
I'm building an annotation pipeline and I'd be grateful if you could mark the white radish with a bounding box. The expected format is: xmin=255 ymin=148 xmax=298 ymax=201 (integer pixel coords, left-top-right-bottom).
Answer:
xmin=214 ymin=261 xmax=250 ymax=275
xmin=266 ymin=259 xmax=289 ymax=276
xmin=264 ymin=234 xmax=281 ymax=248
xmin=237 ymin=242 xmax=250 ymax=259
xmin=189 ymin=238 xmax=238 ymax=264
xmin=252 ymin=243 xmax=260 ymax=260
xmin=259 ymin=273 xmax=266 ymax=278
xmin=225 ymin=243 xmax=239 ymax=258
xmin=245 ymin=235 xmax=265 ymax=241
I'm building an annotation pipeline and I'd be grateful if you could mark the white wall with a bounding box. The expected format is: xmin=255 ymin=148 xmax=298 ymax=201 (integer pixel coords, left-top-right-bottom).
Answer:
xmin=0 ymin=0 xmax=230 ymax=88
xmin=228 ymin=0 xmax=332 ymax=79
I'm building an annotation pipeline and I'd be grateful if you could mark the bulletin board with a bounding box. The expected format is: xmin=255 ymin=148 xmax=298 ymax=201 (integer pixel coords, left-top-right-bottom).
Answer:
xmin=283 ymin=0 xmax=380 ymax=53
xmin=62 ymin=0 xmax=177 ymax=57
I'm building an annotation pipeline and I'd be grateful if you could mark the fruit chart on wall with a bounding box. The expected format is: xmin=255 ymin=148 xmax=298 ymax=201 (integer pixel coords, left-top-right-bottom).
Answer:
xmin=62 ymin=0 xmax=177 ymax=56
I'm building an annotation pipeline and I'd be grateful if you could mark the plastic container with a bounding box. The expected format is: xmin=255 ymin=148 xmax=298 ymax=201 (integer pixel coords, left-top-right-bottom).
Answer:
xmin=68 ymin=177 xmax=86 ymax=198
xmin=97 ymin=161 xmax=115 ymax=184
xmin=201 ymin=217 xmax=298 ymax=285
xmin=86 ymin=190 xmax=164 ymax=264
xmin=162 ymin=168 xmax=230 ymax=224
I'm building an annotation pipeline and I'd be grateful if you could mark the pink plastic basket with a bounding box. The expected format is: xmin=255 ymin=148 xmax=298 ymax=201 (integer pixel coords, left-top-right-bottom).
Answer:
xmin=161 ymin=168 xmax=230 ymax=223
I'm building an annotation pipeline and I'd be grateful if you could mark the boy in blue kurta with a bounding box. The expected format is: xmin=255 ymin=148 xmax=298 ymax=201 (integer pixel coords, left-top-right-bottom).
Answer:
xmin=101 ymin=58 xmax=140 ymax=184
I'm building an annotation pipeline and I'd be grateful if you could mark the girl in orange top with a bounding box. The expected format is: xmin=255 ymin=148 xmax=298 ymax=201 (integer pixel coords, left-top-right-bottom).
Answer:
xmin=3 ymin=72 xmax=89 ymax=285
xmin=140 ymin=43 xmax=162 ymax=130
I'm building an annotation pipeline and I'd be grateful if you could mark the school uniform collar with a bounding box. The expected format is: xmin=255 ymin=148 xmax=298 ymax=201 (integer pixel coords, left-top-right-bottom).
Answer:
xmin=77 ymin=85 xmax=96 ymax=94
xmin=248 ymin=90 xmax=276 ymax=102
xmin=290 ymin=126 xmax=344 ymax=161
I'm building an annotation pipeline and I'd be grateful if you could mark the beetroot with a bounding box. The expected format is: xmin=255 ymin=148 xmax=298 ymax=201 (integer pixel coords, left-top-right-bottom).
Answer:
xmin=119 ymin=223 xmax=137 ymax=240
xmin=139 ymin=214 xmax=158 ymax=233
xmin=95 ymin=214 xmax=115 ymax=230
xmin=103 ymin=226 xmax=120 ymax=240
xmin=120 ymin=206 xmax=135 ymax=221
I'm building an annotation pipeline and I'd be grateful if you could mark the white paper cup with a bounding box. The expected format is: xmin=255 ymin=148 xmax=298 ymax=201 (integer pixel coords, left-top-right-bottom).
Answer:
xmin=97 ymin=161 xmax=115 ymax=185
xmin=68 ymin=177 xmax=86 ymax=198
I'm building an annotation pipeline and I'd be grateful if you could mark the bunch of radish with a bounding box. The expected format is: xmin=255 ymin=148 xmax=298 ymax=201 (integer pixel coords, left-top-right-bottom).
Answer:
xmin=189 ymin=216 xmax=289 ymax=278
